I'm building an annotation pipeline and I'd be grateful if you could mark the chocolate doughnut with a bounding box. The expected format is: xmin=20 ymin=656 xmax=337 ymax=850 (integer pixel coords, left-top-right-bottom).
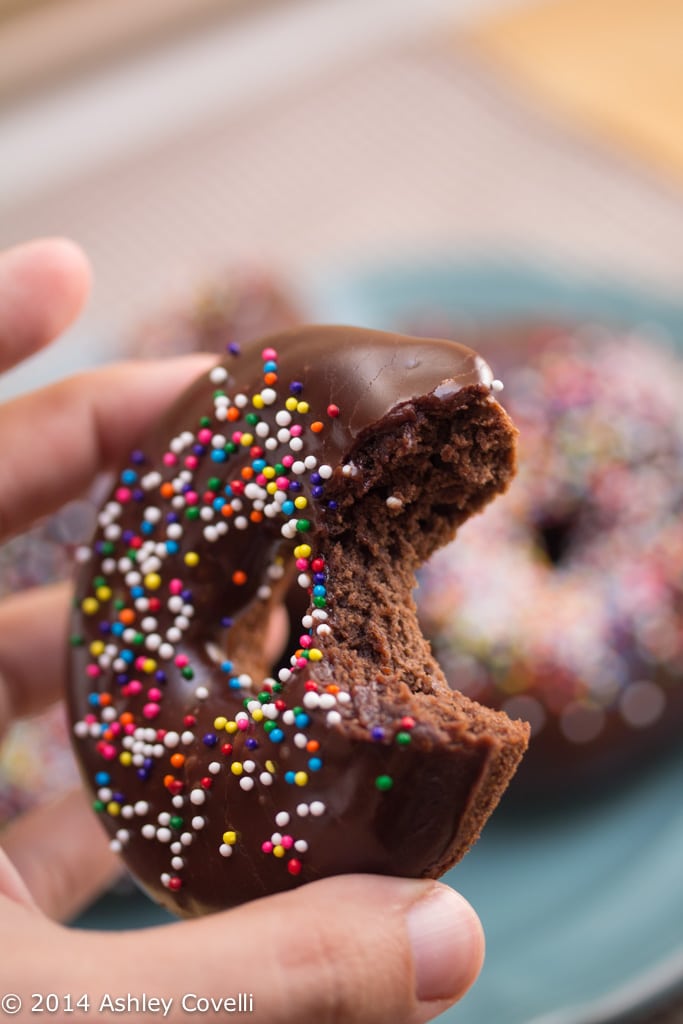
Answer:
xmin=68 ymin=325 xmax=528 ymax=916
xmin=417 ymin=325 xmax=683 ymax=794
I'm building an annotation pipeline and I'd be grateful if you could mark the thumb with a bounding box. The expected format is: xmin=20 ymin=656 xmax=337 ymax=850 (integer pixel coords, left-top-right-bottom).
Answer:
xmin=88 ymin=874 xmax=484 ymax=1024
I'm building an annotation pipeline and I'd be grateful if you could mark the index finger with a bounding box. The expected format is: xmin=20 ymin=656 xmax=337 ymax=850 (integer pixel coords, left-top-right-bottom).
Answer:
xmin=0 ymin=354 xmax=214 ymax=542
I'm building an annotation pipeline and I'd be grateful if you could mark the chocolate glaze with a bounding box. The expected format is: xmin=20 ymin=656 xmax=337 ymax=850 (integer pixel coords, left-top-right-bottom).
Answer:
xmin=68 ymin=325 xmax=524 ymax=916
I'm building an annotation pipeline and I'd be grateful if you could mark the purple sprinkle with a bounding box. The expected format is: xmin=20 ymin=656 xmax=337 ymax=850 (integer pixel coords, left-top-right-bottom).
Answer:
xmin=130 ymin=450 xmax=146 ymax=465
xmin=228 ymin=342 xmax=240 ymax=356
xmin=132 ymin=488 xmax=144 ymax=501
xmin=181 ymin=589 xmax=193 ymax=602
xmin=155 ymin=670 xmax=167 ymax=683
xmin=313 ymin=572 xmax=326 ymax=584
xmin=327 ymin=500 xmax=338 ymax=511
xmin=371 ymin=727 xmax=385 ymax=741
xmin=289 ymin=481 xmax=302 ymax=493
xmin=310 ymin=473 xmax=321 ymax=485
xmin=221 ymin=616 xmax=233 ymax=628
xmin=245 ymin=737 xmax=259 ymax=750
xmin=312 ymin=486 xmax=324 ymax=499
xmin=192 ymin=444 xmax=205 ymax=456
xmin=203 ymin=734 xmax=218 ymax=747
xmin=289 ymin=381 xmax=303 ymax=395
xmin=166 ymin=512 xmax=179 ymax=523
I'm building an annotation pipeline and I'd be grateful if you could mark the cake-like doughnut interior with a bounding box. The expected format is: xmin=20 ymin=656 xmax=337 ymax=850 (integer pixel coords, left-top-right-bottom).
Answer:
xmin=68 ymin=325 xmax=528 ymax=916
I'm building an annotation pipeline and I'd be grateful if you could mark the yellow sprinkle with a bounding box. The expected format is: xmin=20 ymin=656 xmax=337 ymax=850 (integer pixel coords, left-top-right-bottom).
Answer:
xmin=225 ymin=720 xmax=238 ymax=734
xmin=285 ymin=397 xmax=298 ymax=411
xmin=144 ymin=573 xmax=162 ymax=590
xmin=273 ymin=844 xmax=285 ymax=858
xmin=81 ymin=597 xmax=99 ymax=616
xmin=96 ymin=586 xmax=112 ymax=602
xmin=265 ymin=760 xmax=276 ymax=773
xmin=308 ymin=648 xmax=323 ymax=662
xmin=222 ymin=830 xmax=237 ymax=845
xmin=294 ymin=544 xmax=312 ymax=559
xmin=251 ymin=709 xmax=264 ymax=723
xmin=263 ymin=467 xmax=276 ymax=479
xmin=294 ymin=496 xmax=308 ymax=510
xmin=89 ymin=641 xmax=105 ymax=656
xmin=119 ymin=751 xmax=132 ymax=766
xmin=214 ymin=716 xmax=227 ymax=730
xmin=266 ymin=482 xmax=278 ymax=495
xmin=240 ymin=433 xmax=254 ymax=446
xmin=296 ymin=401 xmax=310 ymax=414
xmin=143 ymin=659 xmax=157 ymax=674
xmin=252 ymin=395 xmax=265 ymax=409
xmin=106 ymin=801 xmax=121 ymax=816
xmin=184 ymin=552 xmax=200 ymax=568
xmin=294 ymin=771 xmax=308 ymax=787
xmin=231 ymin=762 xmax=243 ymax=776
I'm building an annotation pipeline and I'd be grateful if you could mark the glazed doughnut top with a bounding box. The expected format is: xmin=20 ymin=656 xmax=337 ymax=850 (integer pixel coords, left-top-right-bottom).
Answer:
xmin=68 ymin=325 xmax=526 ymax=915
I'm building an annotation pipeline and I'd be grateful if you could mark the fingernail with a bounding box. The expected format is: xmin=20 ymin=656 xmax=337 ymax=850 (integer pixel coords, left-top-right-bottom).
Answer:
xmin=406 ymin=884 xmax=484 ymax=1003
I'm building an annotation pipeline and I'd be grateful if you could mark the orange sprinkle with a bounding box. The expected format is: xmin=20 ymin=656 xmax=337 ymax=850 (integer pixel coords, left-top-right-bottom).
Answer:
xmin=160 ymin=482 xmax=174 ymax=499
xmin=119 ymin=608 xmax=135 ymax=625
xmin=100 ymin=692 xmax=112 ymax=706
xmin=227 ymin=407 xmax=240 ymax=421
xmin=221 ymin=504 xmax=234 ymax=517
xmin=311 ymin=421 xmax=324 ymax=433
xmin=103 ymin=730 xmax=114 ymax=741
xmin=163 ymin=774 xmax=176 ymax=789
xmin=241 ymin=466 xmax=254 ymax=480
xmin=249 ymin=510 xmax=263 ymax=524
xmin=306 ymin=740 xmax=320 ymax=753
xmin=325 ymin=684 xmax=340 ymax=694
xmin=119 ymin=712 xmax=134 ymax=726
xmin=264 ymin=371 xmax=278 ymax=386
xmin=170 ymin=753 xmax=185 ymax=768
xmin=232 ymin=570 xmax=248 ymax=586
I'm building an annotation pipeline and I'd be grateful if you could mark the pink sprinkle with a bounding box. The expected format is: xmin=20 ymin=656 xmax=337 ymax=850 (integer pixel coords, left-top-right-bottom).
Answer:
xmin=86 ymin=665 xmax=101 ymax=678
xmin=299 ymin=635 xmax=312 ymax=648
xmin=115 ymin=487 xmax=131 ymax=503
xmin=262 ymin=347 xmax=278 ymax=361
xmin=295 ymin=656 xmax=307 ymax=669
xmin=290 ymin=425 xmax=303 ymax=437
xmin=281 ymin=455 xmax=294 ymax=467
xmin=276 ymin=476 xmax=289 ymax=490
xmin=184 ymin=491 xmax=198 ymax=505
xmin=142 ymin=702 xmax=160 ymax=720
xmin=135 ymin=657 xmax=147 ymax=670
xmin=127 ymin=680 xmax=143 ymax=696
xmin=169 ymin=579 xmax=183 ymax=594
xmin=256 ymin=474 xmax=267 ymax=485
xmin=147 ymin=688 xmax=162 ymax=701
xmin=163 ymin=452 xmax=177 ymax=466
xmin=100 ymin=744 xmax=117 ymax=760
xmin=281 ymin=835 xmax=294 ymax=849
xmin=231 ymin=432 xmax=243 ymax=444
xmin=197 ymin=429 xmax=213 ymax=444
xmin=237 ymin=719 xmax=249 ymax=732
xmin=109 ymin=723 xmax=122 ymax=736
xmin=261 ymin=841 xmax=274 ymax=854
xmin=295 ymin=558 xmax=309 ymax=571
xmin=85 ymin=714 xmax=97 ymax=724
xmin=124 ymin=724 xmax=136 ymax=735
xmin=175 ymin=654 xmax=189 ymax=668
xmin=184 ymin=455 xmax=198 ymax=470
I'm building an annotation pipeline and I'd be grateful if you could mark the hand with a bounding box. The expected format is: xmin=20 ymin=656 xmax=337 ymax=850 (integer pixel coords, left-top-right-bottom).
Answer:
xmin=0 ymin=239 xmax=484 ymax=1024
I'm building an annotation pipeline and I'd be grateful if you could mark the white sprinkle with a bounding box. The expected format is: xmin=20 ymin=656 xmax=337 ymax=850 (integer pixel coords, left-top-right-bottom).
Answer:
xmin=208 ymin=761 xmax=221 ymax=775
xmin=109 ymin=839 xmax=122 ymax=853
xmin=190 ymin=789 xmax=206 ymax=806
xmin=261 ymin=388 xmax=277 ymax=405
xmin=386 ymin=496 xmax=403 ymax=511
xmin=210 ymin=365 xmax=228 ymax=384
xmin=310 ymin=801 xmax=326 ymax=817
xmin=296 ymin=803 xmax=309 ymax=817
xmin=163 ymin=731 xmax=180 ymax=749
xmin=275 ymin=411 xmax=291 ymax=426
xmin=234 ymin=393 xmax=248 ymax=408
xmin=259 ymin=772 xmax=273 ymax=786
xmin=156 ymin=828 xmax=172 ymax=843
xmin=219 ymin=844 xmax=233 ymax=858
xmin=171 ymin=796 xmax=184 ymax=809
xmin=275 ymin=811 xmax=290 ymax=828
xmin=490 ymin=378 xmax=504 ymax=392
xmin=239 ymin=776 xmax=255 ymax=791
xmin=294 ymin=733 xmax=308 ymax=749
xmin=141 ymin=824 xmax=156 ymax=839
xmin=181 ymin=730 xmax=195 ymax=745
xmin=191 ymin=816 xmax=205 ymax=830
xmin=73 ymin=721 xmax=88 ymax=738
xmin=295 ymin=839 xmax=309 ymax=853
xmin=291 ymin=460 xmax=306 ymax=475
xmin=181 ymin=831 xmax=194 ymax=845
xmin=289 ymin=437 xmax=303 ymax=451
xmin=327 ymin=711 xmax=342 ymax=726
xmin=195 ymin=686 xmax=209 ymax=701
xmin=318 ymin=464 xmax=333 ymax=479
xmin=171 ymin=857 xmax=185 ymax=871
xmin=303 ymin=692 xmax=320 ymax=709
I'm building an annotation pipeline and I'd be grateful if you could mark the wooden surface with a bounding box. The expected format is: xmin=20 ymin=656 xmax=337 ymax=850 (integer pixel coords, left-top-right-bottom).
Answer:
xmin=465 ymin=0 xmax=683 ymax=186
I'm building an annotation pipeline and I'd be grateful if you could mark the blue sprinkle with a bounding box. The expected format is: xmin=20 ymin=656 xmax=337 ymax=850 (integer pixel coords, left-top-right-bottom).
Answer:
xmin=121 ymin=650 xmax=134 ymax=664
xmin=211 ymin=450 xmax=227 ymax=463
xmin=112 ymin=623 xmax=125 ymax=637
xmin=121 ymin=468 xmax=137 ymax=484
xmin=263 ymin=360 xmax=277 ymax=373
xmin=269 ymin=728 xmax=284 ymax=744
xmin=141 ymin=521 xmax=155 ymax=535
xmin=313 ymin=585 xmax=326 ymax=597
xmin=88 ymin=693 xmax=100 ymax=707
xmin=282 ymin=500 xmax=295 ymax=515
xmin=308 ymin=757 xmax=322 ymax=772
xmin=284 ymin=771 xmax=296 ymax=784
xmin=95 ymin=771 xmax=110 ymax=786
xmin=220 ymin=660 xmax=233 ymax=673
xmin=131 ymin=586 xmax=144 ymax=599
xmin=166 ymin=540 xmax=179 ymax=555
xmin=295 ymin=713 xmax=310 ymax=729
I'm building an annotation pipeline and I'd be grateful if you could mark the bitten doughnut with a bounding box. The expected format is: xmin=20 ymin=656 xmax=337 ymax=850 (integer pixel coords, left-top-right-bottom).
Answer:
xmin=68 ymin=325 xmax=528 ymax=916
xmin=417 ymin=326 xmax=683 ymax=794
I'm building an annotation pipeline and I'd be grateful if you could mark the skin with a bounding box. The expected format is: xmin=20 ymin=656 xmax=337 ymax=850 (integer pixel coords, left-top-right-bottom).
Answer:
xmin=0 ymin=239 xmax=484 ymax=1024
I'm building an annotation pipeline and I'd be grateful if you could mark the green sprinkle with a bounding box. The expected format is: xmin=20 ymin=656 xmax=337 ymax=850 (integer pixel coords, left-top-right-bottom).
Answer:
xmin=396 ymin=731 xmax=412 ymax=746
xmin=375 ymin=775 xmax=394 ymax=792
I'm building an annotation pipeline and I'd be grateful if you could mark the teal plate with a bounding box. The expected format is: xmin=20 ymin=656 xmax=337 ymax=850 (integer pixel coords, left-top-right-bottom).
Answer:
xmin=308 ymin=258 xmax=683 ymax=1024
xmin=74 ymin=259 xmax=683 ymax=1024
